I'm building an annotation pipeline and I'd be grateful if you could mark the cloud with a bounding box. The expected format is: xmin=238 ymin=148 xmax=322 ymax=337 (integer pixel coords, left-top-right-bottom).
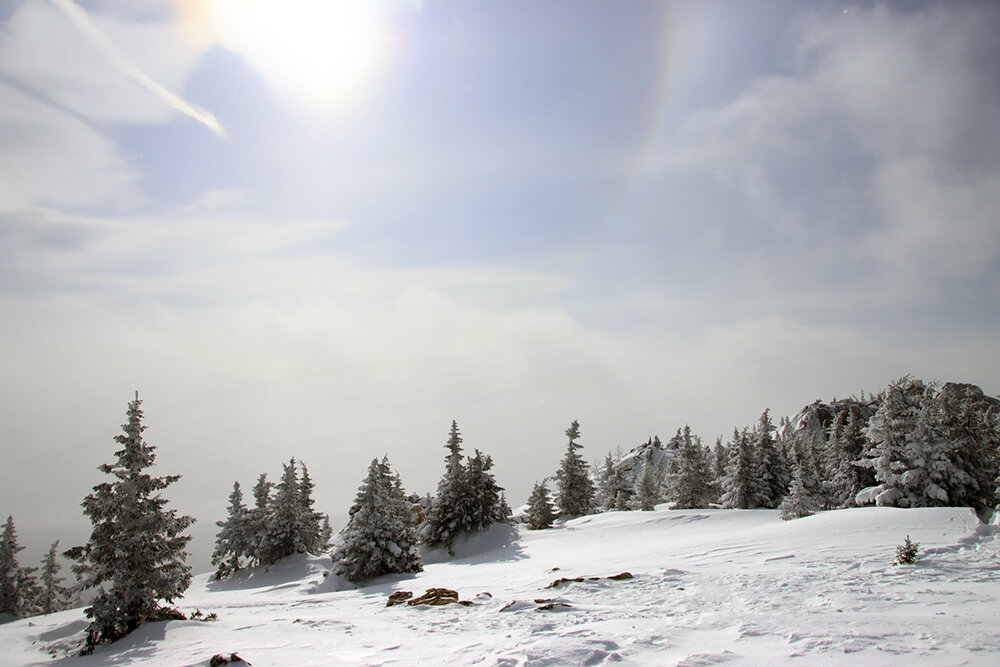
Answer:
xmin=662 ymin=3 xmax=1000 ymax=295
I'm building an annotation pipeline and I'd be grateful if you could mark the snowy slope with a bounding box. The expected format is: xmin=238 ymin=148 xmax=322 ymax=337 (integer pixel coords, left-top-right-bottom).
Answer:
xmin=2 ymin=507 xmax=999 ymax=666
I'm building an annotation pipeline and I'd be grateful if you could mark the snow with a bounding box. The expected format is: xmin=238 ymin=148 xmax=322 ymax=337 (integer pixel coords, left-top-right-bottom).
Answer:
xmin=3 ymin=507 xmax=1000 ymax=665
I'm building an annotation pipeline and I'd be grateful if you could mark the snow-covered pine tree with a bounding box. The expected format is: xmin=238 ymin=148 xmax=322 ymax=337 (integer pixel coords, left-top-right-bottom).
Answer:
xmin=753 ymin=410 xmax=788 ymax=508
xmin=67 ymin=393 xmax=194 ymax=652
xmin=631 ymin=449 xmax=662 ymax=511
xmin=719 ymin=428 xmax=756 ymax=509
xmin=668 ymin=426 xmax=713 ymax=509
xmin=710 ymin=437 xmax=728 ymax=503
xmin=297 ymin=463 xmax=324 ymax=553
xmin=319 ymin=514 xmax=334 ymax=548
xmin=333 ymin=457 xmax=422 ymax=582
xmin=779 ymin=457 xmax=819 ymax=520
xmin=422 ymin=421 xmax=471 ymax=554
xmin=38 ymin=541 xmax=71 ymax=615
xmin=245 ymin=473 xmax=273 ymax=566
xmin=211 ymin=482 xmax=251 ymax=579
xmin=524 ymin=481 xmax=556 ymax=529
xmin=259 ymin=458 xmax=307 ymax=565
xmin=1 ymin=516 xmax=38 ymax=619
xmin=555 ymin=420 xmax=595 ymax=517
xmin=933 ymin=383 xmax=999 ymax=509
xmin=595 ymin=453 xmax=619 ymax=511
xmin=464 ymin=449 xmax=510 ymax=531
xmin=857 ymin=377 xmax=923 ymax=506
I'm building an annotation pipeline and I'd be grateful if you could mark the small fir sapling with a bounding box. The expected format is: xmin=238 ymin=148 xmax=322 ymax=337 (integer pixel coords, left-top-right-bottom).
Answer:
xmin=894 ymin=535 xmax=920 ymax=565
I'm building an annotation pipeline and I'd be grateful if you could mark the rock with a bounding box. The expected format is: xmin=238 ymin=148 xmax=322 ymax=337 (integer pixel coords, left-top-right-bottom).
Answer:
xmin=546 ymin=572 xmax=634 ymax=588
xmin=386 ymin=591 xmax=414 ymax=607
xmin=209 ymin=654 xmax=250 ymax=666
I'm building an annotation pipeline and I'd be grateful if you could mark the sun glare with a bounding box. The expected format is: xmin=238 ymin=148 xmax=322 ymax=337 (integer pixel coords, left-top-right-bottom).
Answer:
xmin=187 ymin=0 xmax=392 ymax=114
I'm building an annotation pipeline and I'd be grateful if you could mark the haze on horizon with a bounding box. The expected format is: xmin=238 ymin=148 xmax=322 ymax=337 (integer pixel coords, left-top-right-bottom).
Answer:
xmin=1 ymin=0 xmax=999 ymax=569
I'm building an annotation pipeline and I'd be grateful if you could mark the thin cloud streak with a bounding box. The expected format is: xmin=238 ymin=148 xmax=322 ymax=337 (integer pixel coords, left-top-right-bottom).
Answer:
xmin=51 ymin=0 xmax=225 ymax=137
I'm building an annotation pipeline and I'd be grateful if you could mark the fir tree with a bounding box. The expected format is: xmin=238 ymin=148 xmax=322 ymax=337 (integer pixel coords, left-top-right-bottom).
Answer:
xmin=524 ymin=481 xmax=556 ymax=529
xmin=319 ymin=515 xmax=334 ymax=548
xmin=245 ymin=473 xmax=273 ymax=566
xmin=779 ymin=458 xmax=819 ymax=520
xmin=38 ymin=541 xmax=71 ymax=615
xmin=211 ymin=482 xmax=251 ymax=579
xmin=858 ymin=378 xmax=922 ymax=506
xmin=259 ymin=458 xmax=307 ymax=565
xmin=595 ymin=453 xmax=620 ymax=511
xmin=668 ymin=426 xmax=713 ymax=509
xmin=753 ymin=410 xmax=789 ymax=508
xmin=422 ymin=421 xmax=470 ymax=554
xmin=333 ymin=457 xmax=422 ymax=582
xmin=711 ymin=437 xmax=728 ymax=502
xmin=1 ymin=516 xmax=37 ymax=618
xmin=631 ymin=449 xmax=662 ymax=511
xmin=465 ymin=449 xmax=510 ymax=531
xmin=66 ymin=393 xmax=194 ymax=652
xmin=720 ymin=428 xmax=756 ymax=509
xmin=555 ymin=420 xmax=595 ymax=517
xmin=297 ymin=463 xmax=324 ymax=553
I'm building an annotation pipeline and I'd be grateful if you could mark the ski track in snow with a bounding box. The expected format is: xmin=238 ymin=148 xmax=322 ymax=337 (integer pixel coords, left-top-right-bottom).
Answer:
xmin=2 ymin=507 xmax=999 ymax=666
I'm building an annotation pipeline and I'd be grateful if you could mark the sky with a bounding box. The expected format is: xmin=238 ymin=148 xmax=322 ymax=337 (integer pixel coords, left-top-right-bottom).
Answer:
xmin=1 ymin=0 xmax=999 ymax=571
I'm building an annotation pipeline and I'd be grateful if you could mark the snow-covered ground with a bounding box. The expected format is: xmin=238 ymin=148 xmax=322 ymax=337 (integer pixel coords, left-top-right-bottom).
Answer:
xmin=2 ymin=506 xmax=999 ymax=666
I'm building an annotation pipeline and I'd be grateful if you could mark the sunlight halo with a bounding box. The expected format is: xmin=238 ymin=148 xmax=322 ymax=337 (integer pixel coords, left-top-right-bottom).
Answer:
xmin=183 ymin=0 xmax=394 ymax=114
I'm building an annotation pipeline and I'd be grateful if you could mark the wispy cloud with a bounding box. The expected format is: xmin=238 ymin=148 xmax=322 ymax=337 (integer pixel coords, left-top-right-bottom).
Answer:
xmin=51 ymin=0 xmax=224 ymax=136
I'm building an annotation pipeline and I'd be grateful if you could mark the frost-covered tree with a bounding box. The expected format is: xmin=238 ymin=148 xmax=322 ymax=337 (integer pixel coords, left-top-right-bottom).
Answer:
xmin=753 ymin=410 xmax=788 ymax=508
xmin=465 ymin=449 xmax=510 ymax=531
xmin=595 ymin=453 xmax=619 ymax=511
xmin=211 ymin=482 xmax=251 ymax=579
xmin=258 ymin=458 xmax=308 ymax=565
xmin=631 ymin=449 xmax=662 ymax=511
xmin=38 ymin=541 xmax=71 ymax=615
xmin=555 ymin=420 xmax=595 ymax=517
xmin=710 ymin=437 xmax=728 ymax=502
xmin=720 ymin=428 xmax=756 ymax=509
xmin=524 ymin=481 xmax=556 ymax=530
xmin=319 ymin=514 xmax=334 ymax=548
xmin=857 ymin=378 xmax=923 ymax=506
xmin=667 ymin=426 xmax=713 ymax=509
xmin=66 ymin=393 xmax=194 ymax=652
xmin=422 ymin=421 xmax=471 ymax=554
xmin=245 ymin=473 xmax=273 ymax=566
xmin=1 ymin=516 xmax=38 ymax=619
xmin=297 ymin=463 xmax=325 ymax=553
xmin=333 ymin=457 xmax=422 ymax=582
xmin=779 ymin=458 xmax=819 ymax=520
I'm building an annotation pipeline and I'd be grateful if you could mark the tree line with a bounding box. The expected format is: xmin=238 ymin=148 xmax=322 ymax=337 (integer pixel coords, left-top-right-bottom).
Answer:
xmin=2 ymin=377 xmax=998 ymax=653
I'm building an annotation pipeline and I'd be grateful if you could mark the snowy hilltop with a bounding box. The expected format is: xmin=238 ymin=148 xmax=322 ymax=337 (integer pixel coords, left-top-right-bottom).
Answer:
xmin=2 ymin=505 xmax=1000 ymax=665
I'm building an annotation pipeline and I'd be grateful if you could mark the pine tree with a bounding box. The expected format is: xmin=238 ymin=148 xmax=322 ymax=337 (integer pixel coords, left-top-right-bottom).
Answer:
xmin=753 ymin=410 xmax=789 ymax=508
xmin=464 ymin=450 xmax=510 ymax=531
xmin=524 ymin=481 xmax=556 ymax=529
xmin=245 ymin=473 xmax=273 ymax=566
xmin=1 ymin=516 xmax=37 ymax=619
xmin=297 ymin=463 xmax=324 ymax=553
xmin=422 ymin=421 xmax=471 ymax=554
xmin=595 ymin=453 xmax=620 ymax=511
xmin=38 ymin=541 xmax=71 ymax=615
xmin=333 ymin=457 xmax=422 ymax=582
xmin=631 ymin=449 xmax=662 ymax=511
xmin=668 ymin=426 xmax=713 ymax=509
xmin=66 ymin=393 xmax=194 ymax=652
xmin=319 ymin=515 xmax=334 ymax=548
xmin=710 ymin=437 xmax=728 ymax=503
xmin=779 ymin=458 xmax=819 ymax=520
xmin=259 ymin=458 xmax=307 ymax=565
xmin=858 ymin=378 xmax=922 ymax=506
xmin=720 ymin=428 xmax=757 ymax=509
xmin=212 ymin=482 xmax=251 ymax=579
xmin=555 ymin=420 xmax=595 ymax=517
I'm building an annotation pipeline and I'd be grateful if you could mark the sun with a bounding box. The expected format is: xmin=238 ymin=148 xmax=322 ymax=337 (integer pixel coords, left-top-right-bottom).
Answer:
xmin=183 ymin=0 xmax=393 ymax=114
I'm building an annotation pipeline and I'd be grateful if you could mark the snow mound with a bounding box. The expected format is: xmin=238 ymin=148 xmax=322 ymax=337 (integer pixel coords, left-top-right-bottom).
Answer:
xmin=421 ymin=522 xmax=524 ymax=564
xmin=196 ymin=552 xmax=335 ymax=595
